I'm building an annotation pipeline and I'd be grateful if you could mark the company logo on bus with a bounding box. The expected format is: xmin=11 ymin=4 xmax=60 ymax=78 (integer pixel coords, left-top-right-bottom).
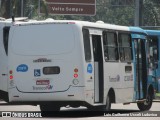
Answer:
xmin=33 ymin=85 xmax=53 ymax=90
xmin=87 ymin=64 xmax=92 ymax=73
xmin=33 ymin=58 xmax=52 ymax=63
xmin=109 ymin=75 xmax=120 ymax=82
xmin=16 ymin=64 xmax=28 ymax=72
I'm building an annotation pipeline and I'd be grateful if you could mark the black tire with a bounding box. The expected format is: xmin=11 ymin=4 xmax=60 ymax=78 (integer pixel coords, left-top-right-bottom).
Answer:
xmin=104 ymin=95 xmax=111 ymax=111
xmin=40 ymin=103 xmax=60 ymax=111
xmin=137 ymin=93 xmax=153 ymax=111
xmin=87 ymin=95 xmax=111 ymax=111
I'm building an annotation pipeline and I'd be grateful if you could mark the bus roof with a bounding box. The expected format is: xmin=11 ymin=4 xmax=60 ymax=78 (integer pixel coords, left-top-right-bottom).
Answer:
xmin=1 ymin=18 xmax=129 ymax=32
xmin=145 ymin=30 xmax=160 ymax=36
xmin=129 ymin=26 xmax=147 ymax=34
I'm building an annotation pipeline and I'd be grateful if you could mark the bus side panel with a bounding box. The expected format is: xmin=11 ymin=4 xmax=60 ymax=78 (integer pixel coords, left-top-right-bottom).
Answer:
xmin=0 ymin=25 xmax=8 ymax=92
xmin=103 ymin=62 xmax=134 ymax=103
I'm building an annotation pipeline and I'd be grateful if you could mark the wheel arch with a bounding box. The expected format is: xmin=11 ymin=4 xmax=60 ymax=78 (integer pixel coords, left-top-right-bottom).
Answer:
xmin=107 ymin=88 xmax=116 ymax=103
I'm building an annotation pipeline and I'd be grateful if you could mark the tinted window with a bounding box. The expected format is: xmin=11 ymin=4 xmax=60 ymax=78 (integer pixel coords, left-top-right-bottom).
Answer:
xmin=119 ymin=33 xmax=132 ymax=62
xmin=83 ymin=29 xmax=91 ymax=62
xmin=43 ymin=67 xmax=60 ymax=75
xmin=148 ymin=36 xmax=159 ymax=61
xmin=103 ymin=31 xmax=118 ymax=61
xmin=3 ymin=27 xmax=10 ymax=55
xmin=148 ymin=36 xmax=159 ymax=69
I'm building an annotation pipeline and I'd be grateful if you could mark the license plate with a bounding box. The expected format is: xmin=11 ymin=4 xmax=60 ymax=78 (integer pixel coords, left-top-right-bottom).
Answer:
xmin=36 ymin=80 xmax=50 ymax=85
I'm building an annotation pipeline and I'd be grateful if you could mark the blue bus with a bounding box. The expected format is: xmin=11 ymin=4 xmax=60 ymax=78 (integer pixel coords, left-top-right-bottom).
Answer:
xmin=145 ymin=30 xmax=160 ymax=99
xmin=129 ymin=27 xmax=154 ymax=110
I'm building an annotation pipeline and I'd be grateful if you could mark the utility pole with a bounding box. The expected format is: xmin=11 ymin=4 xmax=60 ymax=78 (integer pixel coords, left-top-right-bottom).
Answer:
xmin=9 ymin=0 xmax=12 ymax=18
xmin=21 ymin=0 xmax=24 ymax=17
xmin=134 ymin=0 xmax=143 ymax=26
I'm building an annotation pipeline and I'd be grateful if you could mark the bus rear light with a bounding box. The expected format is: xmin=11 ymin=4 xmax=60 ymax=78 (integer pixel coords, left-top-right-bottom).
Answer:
xmin=9 ymin=70 xmax=13 ymax=80
xmin=10 ymin=75 xmax=13 ymax=80
xmin=74 ymin=68 xmax=78 ymax=73
xmin=74 ymin=74 xmax=78 ymax=78
xmin=9 ymin=70 xmax=13 ymax=74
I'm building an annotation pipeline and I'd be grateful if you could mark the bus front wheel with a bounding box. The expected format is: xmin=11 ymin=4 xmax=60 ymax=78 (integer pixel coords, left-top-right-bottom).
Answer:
xmin=137 ymin=93 xmax=153 ymax=111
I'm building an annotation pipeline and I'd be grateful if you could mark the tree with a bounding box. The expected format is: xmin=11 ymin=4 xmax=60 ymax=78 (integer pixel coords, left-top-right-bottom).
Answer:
xmin=23 ymin=0 xmax=48 ymax=19
xmin=143 ymin=0 xmax=160 ymax=26
xmin=0 ymin=0 xmax=48 ymax=19
xmin=0 ymin=0 xmax=11 ymax=18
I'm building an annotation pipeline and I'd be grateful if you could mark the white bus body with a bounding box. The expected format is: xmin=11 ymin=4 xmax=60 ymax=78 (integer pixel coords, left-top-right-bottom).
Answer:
xmin=0 ymin=19 xmax=151 ymax=111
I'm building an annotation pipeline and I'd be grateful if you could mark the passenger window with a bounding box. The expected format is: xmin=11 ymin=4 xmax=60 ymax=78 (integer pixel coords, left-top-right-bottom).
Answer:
xmin=103 ymin=31 xmax=118 ymax=61
xmin=83 ymin=28 xmax=91 ymax=62
xmin=148 ymin=36 xmax=159 ymax=69
xmin=119 ymin=33 xmax=132 ymax=62
xmin=3 ymin=27 xmax=10 ymax=55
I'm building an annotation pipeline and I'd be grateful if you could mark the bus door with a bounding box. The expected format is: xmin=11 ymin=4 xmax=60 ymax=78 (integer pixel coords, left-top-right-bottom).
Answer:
xmin=91 ymin=35 xmax=104 ymax=103
xmin=134 ymin=39 xmax=147 ymax=99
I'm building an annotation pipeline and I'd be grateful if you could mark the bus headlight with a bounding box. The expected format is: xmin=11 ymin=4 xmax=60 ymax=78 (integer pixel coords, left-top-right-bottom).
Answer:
xmin=72 ymin=79 xmax=79 ymax=85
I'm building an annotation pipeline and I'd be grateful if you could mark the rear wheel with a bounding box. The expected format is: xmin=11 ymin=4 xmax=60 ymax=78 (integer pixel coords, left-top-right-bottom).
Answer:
xmin=87 ymin=95 xmax=111 ymax=111
xmin=40 ymin=103 xmax=60 ymax=111
xmin=104 ymin=95 xmax=111 ymax=111
xmin=137 ymin=93 xmax=153 ymax=111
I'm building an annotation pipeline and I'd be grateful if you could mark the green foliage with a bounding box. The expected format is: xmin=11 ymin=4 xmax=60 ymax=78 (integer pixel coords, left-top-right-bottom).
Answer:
xmin=23 ymin=0 xmax=48 ymax=19
xmin=143 ymin=0 xmax=160 ymax=26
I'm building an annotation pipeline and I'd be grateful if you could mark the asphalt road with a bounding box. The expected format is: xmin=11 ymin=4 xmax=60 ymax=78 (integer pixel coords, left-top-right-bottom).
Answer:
xmin=0 ymin=100 xmax=160 ymax=120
